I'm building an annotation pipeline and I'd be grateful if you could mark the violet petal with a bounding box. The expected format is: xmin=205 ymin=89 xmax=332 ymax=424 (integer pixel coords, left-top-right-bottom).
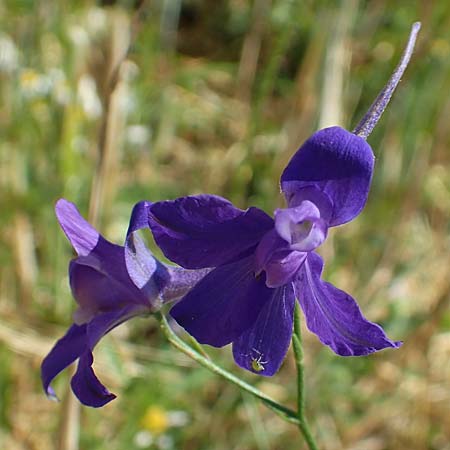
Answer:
xmin=281 ymin=127 xmax=374 ymax=227
xmin=264 ymin=250 xmax=306 ymax=288
xmin=233 ymin=283 xmax=295 ymax=376
xmin=41 ymin=324 xmax=87 ymax=400
xmin=125 ymin=201 xmax=170 ymax=304
xmin=161 ymin=266 xmax=211 ymax=302
xmin=57 ymin=198 xmax=146 ymax=302
xmin=255 ymin=230 xmax=306 ymax=288
xmin=69 ymin=258 xmax=142 ymax=324
xmin=126 ymin=200 xmax=153 ymax=237
xmin=125 ymin=201 xmax=158 ymax=290
xmin=55 ymin=199 xmax=99 ymax=256
xmin=255 ymin=229 xmax=289 ymax=272
xmin=170 ymin=255 xmax=274 ymax=347
xmin=294 ymin=252 xmax=402 ymax=356
xmin=71 ymin=352 xmax=116 ymax=408
xmin=70 ymin=305 xmax=144 ymax=407
xmin=149 ymin=195 xmax=273 ymax=269
xmin=274 ymin=202 xmax=327 ymax=252
xmin=56 ymin=199 xmax=150 ymax=322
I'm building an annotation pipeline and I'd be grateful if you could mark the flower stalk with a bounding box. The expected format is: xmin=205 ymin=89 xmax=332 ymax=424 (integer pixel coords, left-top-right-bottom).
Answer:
xmin=156 ymin=312 xmax=300 ymax=425
xmin=292 ymin=302 xmax=319 ymax=450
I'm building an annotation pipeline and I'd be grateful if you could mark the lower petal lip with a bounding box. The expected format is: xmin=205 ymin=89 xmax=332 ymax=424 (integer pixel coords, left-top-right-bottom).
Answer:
xmin=294 ymin=252 xmax=401 ymax=356
xmin=232 ymin=283 xmax=295 ymax=376
xmin=264 ymin=251 xmax=307 ymax=288
xmin=274 ymin=203 xmax=328 ymax=253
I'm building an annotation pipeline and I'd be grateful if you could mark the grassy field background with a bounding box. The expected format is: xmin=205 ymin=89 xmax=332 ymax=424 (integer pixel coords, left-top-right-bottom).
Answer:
xmin=1 ymin=1 xmax=450 ymax=449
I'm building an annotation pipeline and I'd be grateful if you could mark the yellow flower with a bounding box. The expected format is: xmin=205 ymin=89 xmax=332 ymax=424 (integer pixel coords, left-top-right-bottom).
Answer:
xmin=20 ymin=69 xmax=40 ymax=89
xmin=19 ymin=68 xmax=51 ymax=97
xmin=141 ymin=406 xmax=169 ymax=435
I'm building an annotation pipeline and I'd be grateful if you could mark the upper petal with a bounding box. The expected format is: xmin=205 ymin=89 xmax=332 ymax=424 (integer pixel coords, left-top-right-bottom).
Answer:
xmin=69 ymin=241 xmax=148 ymax=323
xmin=55 ymin=199 xmax=99 ymax=256
xmin=125 ymin=201 xmax=170 ymax=306
xmin=148 ymin=195 xmax=274 ymax=269
xmin=58 ymin=201 xmax=152 ymax=322
xmin=56 ymin=199 xmax=148 ymax=321
xmin=294 ymin=252 xmax=401 ymax=356
xmin=126 ymin=200 xmax=153 ymax=238
xmin=232 ymin=283 xmax=295 ymax=376
xmin=170 ymin=255 xmax=274 ymax=347
xmin=161 ymin=266 xmax=211 ymax=302
xmin=280 ymin=127 xmax=375 ymax=227
xmin=69 ymin=258 xmax=141 ymax=323
xmin=125 ymin=200 xmax=211 ymax=307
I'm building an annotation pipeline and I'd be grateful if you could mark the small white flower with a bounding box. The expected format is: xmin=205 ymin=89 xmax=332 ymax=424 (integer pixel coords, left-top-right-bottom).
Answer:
xmin=0 ymin=33 xmax=19 ymax=73
xmin=126 ymin=125 xmax=151 ymax=147
xmin=77 ymin=74 xmax=102 ymax=119
xmin=134 ymin=430 xmax=154 ymax=448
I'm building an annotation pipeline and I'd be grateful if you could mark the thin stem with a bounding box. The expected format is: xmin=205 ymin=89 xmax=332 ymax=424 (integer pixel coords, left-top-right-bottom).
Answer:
xmin=352 ymin=22 xmax=421 ymax=139
xmin=156 ymin=312 xmax=300 ymax=425
xmin=292 ymin=302 xmax=319 ymax=450
xmin=186 ymin=333 xmax=211 ymax=359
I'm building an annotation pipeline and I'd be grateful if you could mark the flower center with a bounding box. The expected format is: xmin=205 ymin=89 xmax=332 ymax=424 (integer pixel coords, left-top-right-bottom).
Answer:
xmin=291 ymin=219 xmax=313 ymax=243
xmin=274 ymin=201 xmax=327 ymax=253
xmin=254 ymin=201 xmax=328 ymax=288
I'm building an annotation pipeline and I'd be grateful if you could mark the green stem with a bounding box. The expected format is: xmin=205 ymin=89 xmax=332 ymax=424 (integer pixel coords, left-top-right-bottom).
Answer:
xmin=292 ymin=302 xmax=319 ymax=450
xmin=156 ymin=312 xmax=299 ymax=425
xmin=186 ymin=333 xmax=211 ymax=359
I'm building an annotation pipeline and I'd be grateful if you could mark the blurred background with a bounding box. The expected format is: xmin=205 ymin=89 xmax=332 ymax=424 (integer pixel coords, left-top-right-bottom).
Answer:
xmin=1 ymin=0 xmax=450 ymax=449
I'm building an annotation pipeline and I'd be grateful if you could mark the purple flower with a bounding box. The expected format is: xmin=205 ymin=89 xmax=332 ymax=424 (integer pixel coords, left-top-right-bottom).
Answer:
xmin=41 ymin=199 xmax=207 ymax=407
xmin=147 ymin=127 xmax=401 ymax=377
